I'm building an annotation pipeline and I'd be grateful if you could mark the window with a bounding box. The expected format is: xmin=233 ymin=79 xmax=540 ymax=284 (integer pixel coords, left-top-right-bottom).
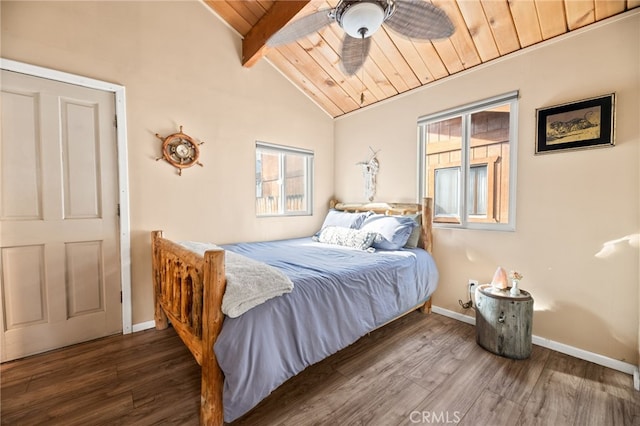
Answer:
xmin=418 ymin=92 xmax=518 ymax=230
xmin=255 ymin=142 xmax=313 ymax=216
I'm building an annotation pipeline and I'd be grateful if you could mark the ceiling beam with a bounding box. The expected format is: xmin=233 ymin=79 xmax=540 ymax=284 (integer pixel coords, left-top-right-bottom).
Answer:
xmin=242 ymin=1 xmax=310 ymax=68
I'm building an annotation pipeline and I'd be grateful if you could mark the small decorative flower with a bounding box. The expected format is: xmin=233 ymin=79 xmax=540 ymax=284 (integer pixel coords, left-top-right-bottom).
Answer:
xmin=510 ymin=271 xmax=523 ymax=281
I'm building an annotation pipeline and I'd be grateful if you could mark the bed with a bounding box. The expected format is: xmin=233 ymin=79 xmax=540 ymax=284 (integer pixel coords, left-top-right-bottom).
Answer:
xmin=151 ymin=198 xmax=437 ymax=425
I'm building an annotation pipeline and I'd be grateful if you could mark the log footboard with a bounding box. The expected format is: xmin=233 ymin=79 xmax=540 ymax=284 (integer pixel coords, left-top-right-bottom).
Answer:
xmin=152 ymin=230 xmax=225 ymax=425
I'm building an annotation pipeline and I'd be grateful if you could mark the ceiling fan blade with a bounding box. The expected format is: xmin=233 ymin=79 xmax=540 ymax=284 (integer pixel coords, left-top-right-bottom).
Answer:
xmin=266 ymin=9 xmax=335 ymax=47
xmin=384 ymin=0 xmax=455 ymax=40
xmin=340 ymin=34 xmax=371 ymax=76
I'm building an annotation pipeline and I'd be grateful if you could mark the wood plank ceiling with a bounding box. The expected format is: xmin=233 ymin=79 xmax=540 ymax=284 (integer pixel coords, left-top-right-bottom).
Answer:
xmin=205 ymin=0 xmax=640 ymax=118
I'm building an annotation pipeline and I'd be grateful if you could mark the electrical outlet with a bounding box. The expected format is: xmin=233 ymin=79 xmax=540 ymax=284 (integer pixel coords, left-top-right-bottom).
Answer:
xmin=468 ymin=279 xmax=479 ymax=294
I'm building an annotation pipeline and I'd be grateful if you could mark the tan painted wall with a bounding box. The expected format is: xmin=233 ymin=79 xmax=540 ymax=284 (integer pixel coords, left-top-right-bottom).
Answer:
xmin=3 ymin=1 xmax=638 ymax=365
xmin=1 ymin=1 xmax=334 ymax=325
xmin=335 ymin=12 xmax=640 ymax=364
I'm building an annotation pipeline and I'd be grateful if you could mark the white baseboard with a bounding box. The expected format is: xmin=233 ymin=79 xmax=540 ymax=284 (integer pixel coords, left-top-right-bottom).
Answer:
xmin=132 ymin=320 xmax=156 ymax=333
xmin=432 ymin=306 xmax=475 ymax=325
xmin=432 ymin=305 xmax=636 ymax=376
xmin=531 ymin=334 xmax=636 ymax=375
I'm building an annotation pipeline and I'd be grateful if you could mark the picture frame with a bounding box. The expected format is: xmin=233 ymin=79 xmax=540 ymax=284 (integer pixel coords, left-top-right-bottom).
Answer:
xmin=535 ymin=93 xmax=615 ymax=154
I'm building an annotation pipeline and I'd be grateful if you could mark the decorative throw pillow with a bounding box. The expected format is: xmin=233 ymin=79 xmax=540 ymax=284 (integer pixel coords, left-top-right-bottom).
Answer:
xmin=317 ymin=226 xmax=377 ymax=250
xmin=360 ymin=214 xmax=418 ymax=250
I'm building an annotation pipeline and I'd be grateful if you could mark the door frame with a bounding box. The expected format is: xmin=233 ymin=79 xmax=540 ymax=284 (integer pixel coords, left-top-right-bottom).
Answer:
xmin=1 ymin=58 xmax=132 ymax=334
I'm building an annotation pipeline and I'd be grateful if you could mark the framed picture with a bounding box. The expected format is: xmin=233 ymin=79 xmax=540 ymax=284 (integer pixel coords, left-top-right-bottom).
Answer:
xmin=535 ymin=93 xmax=615 ymax=154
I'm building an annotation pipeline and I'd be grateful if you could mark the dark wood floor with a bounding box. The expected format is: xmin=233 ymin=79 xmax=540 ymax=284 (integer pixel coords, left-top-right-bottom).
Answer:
xmin=2 ymin=312 xmax=638 ymax=425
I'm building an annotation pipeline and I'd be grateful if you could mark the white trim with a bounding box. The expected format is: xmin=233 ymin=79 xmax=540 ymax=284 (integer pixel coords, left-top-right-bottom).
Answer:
xmin=114 ymin=87 xmax=132 ymax=335
xmin=132 ymin=320 xmax=157 ymax=333
xmin=634 ymin=367 xmax=639 ymax=391
xmin=255 ymin=141 xmax=314 ymax=216
xmin=532 ymin=333 xmax=636 ymax=375
xmin=417 ymin=91 xmax=519 ymax=125
xmin=1 ymin=58 xmax=133 ymax=335
xmin=256 ymin=140 xmax=314 ymax=156
xmin=432 ymin=305 xmax=636 ymax=376
xmin=431 ymin=305 xmax=475 ymax=325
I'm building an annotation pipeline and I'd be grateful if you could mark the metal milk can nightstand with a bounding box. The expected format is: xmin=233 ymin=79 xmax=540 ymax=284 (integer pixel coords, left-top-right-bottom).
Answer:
xmin=475 ymin=284 xmax=534 ymax=359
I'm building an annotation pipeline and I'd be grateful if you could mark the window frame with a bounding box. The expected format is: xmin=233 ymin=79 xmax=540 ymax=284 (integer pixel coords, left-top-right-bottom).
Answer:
xmin=255 ymin=141 xmax=314 ymax=217
xmin=417 ymin=91 xmax=519 ymax=231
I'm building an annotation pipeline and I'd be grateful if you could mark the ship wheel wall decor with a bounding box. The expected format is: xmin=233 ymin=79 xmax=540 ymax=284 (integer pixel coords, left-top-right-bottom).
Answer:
xmin=155 ymin=125 xmax=204 ymax=175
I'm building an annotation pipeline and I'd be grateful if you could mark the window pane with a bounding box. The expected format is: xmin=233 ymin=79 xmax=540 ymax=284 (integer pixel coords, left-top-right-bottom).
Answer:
xmin=468 ymin=165 xmax=488 ymax=216
xmin=425 ymin=116 xmax=462 ymax=222
xmin=434 ymin=167 xmax=460 ymax=218
xmin=470 ymin=104 xmax=510 ymax=223
xmin=284 ymin=153 xmax=307 ymax=213
xmin=255 ymin=150 xmax=281 ymax=215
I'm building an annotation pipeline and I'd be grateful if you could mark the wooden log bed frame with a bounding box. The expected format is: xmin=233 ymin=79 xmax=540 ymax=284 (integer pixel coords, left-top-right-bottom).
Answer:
xmin=151 ymin=198 xmax=434 ymax=425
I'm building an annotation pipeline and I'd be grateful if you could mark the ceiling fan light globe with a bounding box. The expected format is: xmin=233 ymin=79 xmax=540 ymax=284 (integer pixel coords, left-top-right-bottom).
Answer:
xmin=341 ymin=2 xmax=385 ymax=38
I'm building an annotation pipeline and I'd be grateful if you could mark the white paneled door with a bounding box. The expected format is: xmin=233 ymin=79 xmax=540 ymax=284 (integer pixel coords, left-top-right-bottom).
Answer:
xmin=0 ymin=70 xmax=121 ymax=362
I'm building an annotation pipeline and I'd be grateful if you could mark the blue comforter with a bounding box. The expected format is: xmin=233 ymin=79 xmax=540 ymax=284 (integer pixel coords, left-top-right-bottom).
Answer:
xmin=214 ymin=237 xmax=438 ymax=422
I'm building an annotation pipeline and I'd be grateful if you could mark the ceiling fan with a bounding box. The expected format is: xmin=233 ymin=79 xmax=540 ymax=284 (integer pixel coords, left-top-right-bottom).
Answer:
xmin=267 ymin=0 xmax=455 ymax=76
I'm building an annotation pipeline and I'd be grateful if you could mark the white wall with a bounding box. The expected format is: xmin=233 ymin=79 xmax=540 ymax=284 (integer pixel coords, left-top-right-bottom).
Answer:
xmin=334 ymin=12 xmax=640 ymax=363
xmin=1 ymin=0 xmax=334 ymax=324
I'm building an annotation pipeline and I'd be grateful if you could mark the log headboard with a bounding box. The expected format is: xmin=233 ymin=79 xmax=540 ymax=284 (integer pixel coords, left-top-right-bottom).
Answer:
xmin=329 ymin=197 xmax=434 ymax=253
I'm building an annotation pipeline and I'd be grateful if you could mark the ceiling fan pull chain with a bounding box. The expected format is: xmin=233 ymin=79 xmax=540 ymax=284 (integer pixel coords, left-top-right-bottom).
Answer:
xmin=360 ymin=29 xmax=366 ymax=105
